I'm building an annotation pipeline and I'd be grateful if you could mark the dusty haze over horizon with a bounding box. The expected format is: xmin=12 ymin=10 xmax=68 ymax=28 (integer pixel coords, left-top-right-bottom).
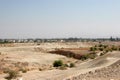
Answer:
xmin=0 ymin=0 xmax=120 ymax=39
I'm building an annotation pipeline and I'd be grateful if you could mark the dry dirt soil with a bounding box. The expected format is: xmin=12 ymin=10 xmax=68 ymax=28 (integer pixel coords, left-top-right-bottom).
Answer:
xmin=0 ymin=42 xmax=120 ymax=80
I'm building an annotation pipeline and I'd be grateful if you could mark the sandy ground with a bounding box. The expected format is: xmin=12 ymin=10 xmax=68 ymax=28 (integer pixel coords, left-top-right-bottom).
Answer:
xmin=16 ymin=51 xmax=119 ymax=80
xmin=0 ymin=42 xmax=120 ymax=80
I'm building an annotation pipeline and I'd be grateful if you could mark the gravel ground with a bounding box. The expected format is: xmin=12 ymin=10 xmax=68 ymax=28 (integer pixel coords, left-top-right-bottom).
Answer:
xmin=66 ymin=60 xmax=120 ymax=80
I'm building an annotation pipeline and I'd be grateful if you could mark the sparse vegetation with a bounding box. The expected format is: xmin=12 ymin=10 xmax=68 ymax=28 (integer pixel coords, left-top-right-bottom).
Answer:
xmin=64 ymin=64 xmax=69 ymax=67
xmin=5 ymin=70 xmax=21 ymax=80
xmin=103 ymin=45 xmax=108 ymax=48
xmin=105 ymin=50 xmax=109 ymax=53
xmin=3 ymin=68 xmax=10 ymax=74
xmin=99 ymin=44 xmax=103 ymax=47
xmin=99 ymin=47 xmax=103 ymax=51
xmin=79 ymin=52 xmax=97 ymax=60
xmin=89 ymin=44 xmax=120 ymax=57
xmin=53 ymin=60 xmax=63 ymax=67
xmin=100 ymin=53 xmax=105 ymax=56
xmin=70 ymin=63 xmax=75 ymax=68
xmin=0 ymin=41 xmax=120 ymax=80
xmin=53 ymin=60 xmax=75 ymax=70
xmin=111 ymin=45 xmax=117 ymax=50
xmin=90 ymin=47 xmax=94 ymax=51
xmin=88 ymin=53 xmax=97 ymax=59
xmin=90 ymin=47 xmax=96 ymax=51
xmin=49 ymin=49 xmax=97 ymax=60
xmin=39 ymin=68 xmax=43 ymax=71
xmin=19 ymin=68 xmax=27 ymax=73
xmin=59 ymin=66 xmax=67 ymax=70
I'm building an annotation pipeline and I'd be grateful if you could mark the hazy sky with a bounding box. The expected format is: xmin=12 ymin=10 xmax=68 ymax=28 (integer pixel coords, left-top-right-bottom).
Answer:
xmin=0 ymin=0 xmax=120 ymax=39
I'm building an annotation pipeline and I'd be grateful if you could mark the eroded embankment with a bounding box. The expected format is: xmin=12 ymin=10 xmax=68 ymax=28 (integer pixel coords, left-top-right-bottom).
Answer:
xmin=48 ymin=48 xmax=94 ymax=60
xmin=63 ymin=51 xmax=120 ymax=80
xmin=14 ymin=51 xmax=120 ymax=80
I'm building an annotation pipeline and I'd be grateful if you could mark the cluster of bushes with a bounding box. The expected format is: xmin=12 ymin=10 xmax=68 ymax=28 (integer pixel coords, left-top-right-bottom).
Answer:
xmin=79 ymin=52 xmax=97 ymax=61
xmin=53 ymin=60 xmax=75 ymax=70
xmin=90 ymin=44 xmax=120 ymax=56
xmin=90 ymin=44 xmax=108 ymax=51
xmin=3 ymin=67 xmax=28 ymax=79
xmin=49 ymin=50 xmax=97 ymax=60
xmin=90 ymin=44 xmax=120 ymax=51
xmin=4 ymin=70 xmax=21 ymax=80
xmin=50 ymin=44 xmax=120 ymax=61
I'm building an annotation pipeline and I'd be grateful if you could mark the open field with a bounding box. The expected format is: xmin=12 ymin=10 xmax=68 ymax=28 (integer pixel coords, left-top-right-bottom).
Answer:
xmin=0 ymin=42 xmax=120 ymax=80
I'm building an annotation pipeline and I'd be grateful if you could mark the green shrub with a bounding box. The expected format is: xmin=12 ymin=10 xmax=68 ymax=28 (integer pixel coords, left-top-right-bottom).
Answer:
xmin=90 ymin=47 xmax=94 ymax=51
xmin=99 ymin=48 xmax=103 ymax=51
xmin=90 ymin=47 xmax=97 ymax=51
xmin=111 ymin=45 xmax=117 ymax=50
xmin=99 ymin=44 xmax=103 ymax=47
xmin=94 ymin=47 xmax=97 ymax=51
xmin=100 ymin=53 xmax=104 ymax=56
xmin=87 ymin=52 xmax=96 ymax=59
xmin=79 ymin=55 xmax=88 ymax=61
xmin=94 ymin=45 xmax=97 ymax=47
xmin=103 ymin=45 xmax=108 ymax=48
xmin=64 ymin=64 xmax=69 ymax=67
xmin=22 ymin=69 xmax=27 ymax=73
xmin=53 ymin=60 xmax=63 ymax=67
xmin=80 ymin=52 xmax=96 ymax=60
xmin=5 ymin=70 xmax=20 ymax=80
xmin=70 ymin=63 xmax=75 ymax=68
xmin=110 ymin=49 xmax=113 ymax=52
xmin=105 ymin=50 xmax=109 ymax=53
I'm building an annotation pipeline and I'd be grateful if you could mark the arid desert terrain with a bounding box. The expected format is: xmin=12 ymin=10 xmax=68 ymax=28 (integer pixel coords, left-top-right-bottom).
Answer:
xmin=0 ymin=42 xmax=120 ymax=80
